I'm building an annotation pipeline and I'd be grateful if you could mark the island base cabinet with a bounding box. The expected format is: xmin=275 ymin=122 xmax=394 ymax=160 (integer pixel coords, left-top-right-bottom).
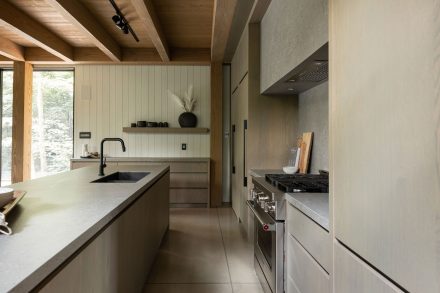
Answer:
xmin=40 ymin=173 xmax=170 ymax=293
xmin=334 ymin=242 xmax=403 ymax=293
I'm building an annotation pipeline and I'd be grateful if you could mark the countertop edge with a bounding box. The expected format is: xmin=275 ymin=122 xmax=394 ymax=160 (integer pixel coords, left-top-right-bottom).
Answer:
xmin=285 ymin=193 xmax=330 ymax=231
xmin=70 ymin=157 xmax=210 ymax=162
xmin=10 ymin=165 xmax=170 ymax=292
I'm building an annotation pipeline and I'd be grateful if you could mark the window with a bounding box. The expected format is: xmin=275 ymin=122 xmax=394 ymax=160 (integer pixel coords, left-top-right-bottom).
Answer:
xmin=0 ymin=69 xmax=13 ymax=186
xmin=31 ymin=70 xmax=74 ymax=179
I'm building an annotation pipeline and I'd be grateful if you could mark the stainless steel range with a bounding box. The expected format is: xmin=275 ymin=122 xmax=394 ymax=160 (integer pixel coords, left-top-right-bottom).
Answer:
xmin=247 ymin=173 xmax=329 ymax=293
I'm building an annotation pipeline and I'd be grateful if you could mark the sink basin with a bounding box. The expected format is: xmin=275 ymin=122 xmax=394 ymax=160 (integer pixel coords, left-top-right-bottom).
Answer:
xmin=91 ymin=172 xmax=150 ymax=183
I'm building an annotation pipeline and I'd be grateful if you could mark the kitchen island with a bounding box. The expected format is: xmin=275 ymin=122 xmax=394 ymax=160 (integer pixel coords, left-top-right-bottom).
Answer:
xmin=0 ymin=164 xmax=170 ymax=292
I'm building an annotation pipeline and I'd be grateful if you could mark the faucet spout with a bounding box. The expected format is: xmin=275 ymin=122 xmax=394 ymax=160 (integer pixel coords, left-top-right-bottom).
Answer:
xmin=99 ymin=138 xmax=126 ymax=176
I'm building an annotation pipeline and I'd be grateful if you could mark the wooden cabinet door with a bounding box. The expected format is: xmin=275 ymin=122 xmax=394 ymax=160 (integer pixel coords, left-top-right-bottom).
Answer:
xmin=231 ymin=26 xmax=249 ymax=91
xmin=231 ymin=75 xmax=249 ymax=222
xmin=231 ymin=87 xmax=241 ymax=219
xmin=334 ymin=243 xmax=402 ymax=293
xmin=331 ymin=0 xmax=440 ymax=292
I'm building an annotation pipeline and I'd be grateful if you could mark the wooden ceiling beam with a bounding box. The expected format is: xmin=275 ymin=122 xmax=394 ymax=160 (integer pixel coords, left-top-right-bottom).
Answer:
xmin=23 ymin=47 xmax=210 ymax=65
xmin=46 ymin=0 xmax=122 ymax=62
xmin=211 ymin=0 xmax=238 ymax=62
xmin=129 ymin=0 xmax=170 ymax=62
xmin=0 ymin=36 xmax=24 ymax=61
xmin=0 ymin=1 xmax=73 ymax=62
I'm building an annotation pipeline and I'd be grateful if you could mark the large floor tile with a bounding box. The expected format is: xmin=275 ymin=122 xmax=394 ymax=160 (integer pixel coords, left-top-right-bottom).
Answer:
xmin=232 ymin=283 xmax=264 ymax=293
xmin=144 ymin=284 xmax=233 ymax=293
xmin=147 ymin=208 xmax=230 ymax=284
xmin=217 ymin=208 xmax=259 ymax=284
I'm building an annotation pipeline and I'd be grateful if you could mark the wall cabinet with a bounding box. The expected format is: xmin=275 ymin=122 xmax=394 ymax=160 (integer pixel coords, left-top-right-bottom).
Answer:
xmin=230 ymin=23 xmax=297 ymax=234
xmin=71 ymin=159 xmax=210 ymax=206
xmin=334 ymin=243 xmax=402 ymax=293
xmin=330 ymin=0 xmax=440 ymax=291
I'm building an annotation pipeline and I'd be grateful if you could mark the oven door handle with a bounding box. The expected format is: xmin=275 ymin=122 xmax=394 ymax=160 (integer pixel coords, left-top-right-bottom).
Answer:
xmin=246 ymin=200 xmax=276 ymax=231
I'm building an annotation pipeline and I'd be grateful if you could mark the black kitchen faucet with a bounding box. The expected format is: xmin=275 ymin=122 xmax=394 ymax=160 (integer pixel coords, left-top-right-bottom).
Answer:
xmin=99 ymin=138 xmax=126 ymax=176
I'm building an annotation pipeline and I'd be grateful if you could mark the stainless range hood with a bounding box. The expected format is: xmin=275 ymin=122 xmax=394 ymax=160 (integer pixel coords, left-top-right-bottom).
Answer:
xmin=262 ymin=43 xmax=328 ymax=95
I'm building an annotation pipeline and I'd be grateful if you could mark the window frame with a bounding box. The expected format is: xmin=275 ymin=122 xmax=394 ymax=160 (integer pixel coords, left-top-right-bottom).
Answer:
xmin=0 ymin=68 xmax=12 ymax=184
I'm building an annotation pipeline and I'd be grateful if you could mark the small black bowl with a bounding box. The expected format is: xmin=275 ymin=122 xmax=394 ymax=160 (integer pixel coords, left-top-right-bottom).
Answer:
xmin=137 ymin=121 xmax=147 ymax=127
xmin=131 ymin=123 xmax=137 ymax=127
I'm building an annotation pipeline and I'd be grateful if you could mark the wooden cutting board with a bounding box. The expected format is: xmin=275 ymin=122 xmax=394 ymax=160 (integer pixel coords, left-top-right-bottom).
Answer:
xmin=299 ymin=132 xmax=313 ymax=174
xmin=1 ymin=191 xmax=26 ymax=216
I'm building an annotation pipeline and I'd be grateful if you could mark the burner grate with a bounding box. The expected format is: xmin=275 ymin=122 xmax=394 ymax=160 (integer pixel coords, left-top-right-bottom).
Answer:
xmin=265 ymin=174 xmax=329 ymax=193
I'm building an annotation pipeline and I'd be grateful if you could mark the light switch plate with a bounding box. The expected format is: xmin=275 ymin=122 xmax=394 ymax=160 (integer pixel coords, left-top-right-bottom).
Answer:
xmin=79 ymin=132 xmax=91 ymax=139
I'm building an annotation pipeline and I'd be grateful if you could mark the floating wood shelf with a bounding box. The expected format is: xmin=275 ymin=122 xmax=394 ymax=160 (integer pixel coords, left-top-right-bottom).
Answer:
xmin=122 ymin=127 xmax=210 ymax=134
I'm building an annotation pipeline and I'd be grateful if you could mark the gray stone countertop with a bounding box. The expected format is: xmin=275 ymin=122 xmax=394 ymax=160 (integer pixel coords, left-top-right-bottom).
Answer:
xmin=0 ymin=164 xmax=169 ymax=292
xmin=285 ymin=193 xmax=329 ymax=230
xmin=71 ymin=157 xmax=210 ymax=162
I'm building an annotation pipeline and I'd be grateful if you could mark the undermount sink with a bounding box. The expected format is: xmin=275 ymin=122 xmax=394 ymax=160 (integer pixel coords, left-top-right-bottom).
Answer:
xmin=91 ymin=172 xmax=150 ymax=183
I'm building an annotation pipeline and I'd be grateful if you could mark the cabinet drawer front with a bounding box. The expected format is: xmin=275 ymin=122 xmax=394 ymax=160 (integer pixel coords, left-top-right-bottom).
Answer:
xmin=287 ymin=234 xmax=330 ymax=293
xmin=287 ymin=275 xmax=300 ymax=293
xmin=170 ymin=189 xmax=208 ymax=204
xmin=170 ymin=173 xmax=209 ymax=188
xmin=169 ymin=162 xmax=208 ymax=173
xmin=287 ymin=203 xmax=331 ymax=271
xmin=334 ymin=242 xmax=403 ymax=293
xmin=116 ymin=161 xmax=208 ymax=173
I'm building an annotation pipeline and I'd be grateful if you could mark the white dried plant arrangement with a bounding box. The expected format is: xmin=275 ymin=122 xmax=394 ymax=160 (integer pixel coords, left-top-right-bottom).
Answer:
xmin=168 ymin=85 xmax=197 ymax=112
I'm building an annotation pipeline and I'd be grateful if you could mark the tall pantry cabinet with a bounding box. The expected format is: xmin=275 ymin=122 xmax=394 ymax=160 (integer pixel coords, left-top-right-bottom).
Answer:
xmin=330 ymin=0 xmax=440 ymax=292
xmin=230 ymin=23 xmax=297 ymax=234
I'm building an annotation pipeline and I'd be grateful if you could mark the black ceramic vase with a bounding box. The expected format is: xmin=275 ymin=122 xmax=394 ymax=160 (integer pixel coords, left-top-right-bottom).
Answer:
xmin=178 ymin=112 xmax=197 ymax=128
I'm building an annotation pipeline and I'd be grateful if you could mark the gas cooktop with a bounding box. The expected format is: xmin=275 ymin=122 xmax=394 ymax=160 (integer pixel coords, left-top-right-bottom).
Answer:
xmin=265 ymin=173 xmax=329 ymax=193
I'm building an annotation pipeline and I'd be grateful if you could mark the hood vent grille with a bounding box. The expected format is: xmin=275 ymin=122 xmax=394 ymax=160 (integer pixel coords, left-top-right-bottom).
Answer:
xmin=288 ymin=60 xmax=328 ymax=83
xmin=262 ymin=43 xmax=328 ymax=95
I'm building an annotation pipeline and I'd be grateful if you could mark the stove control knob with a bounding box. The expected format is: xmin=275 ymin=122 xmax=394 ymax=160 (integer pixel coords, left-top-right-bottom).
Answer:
xmin=250 ymin=189 xmax=264 ymax=201
xmin=263 ymin=202 xmax=269 ymax=212
xmin=258 ymin=195 xmax=270 ymax=206
xmin=266 ymin=201 xmax=276 ymax=213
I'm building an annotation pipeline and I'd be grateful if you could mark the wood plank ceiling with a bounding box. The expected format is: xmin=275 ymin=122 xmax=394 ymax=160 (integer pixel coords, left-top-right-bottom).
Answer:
xmin=0 ymin=0 xmax=237 ymax=64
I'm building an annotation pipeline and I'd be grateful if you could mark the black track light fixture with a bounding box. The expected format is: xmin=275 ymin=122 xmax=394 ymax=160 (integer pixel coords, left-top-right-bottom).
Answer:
xmin=109 ymin=0 xmax=139 ymax=42
xmin=112 ymin=14 xmax=129 ymax=34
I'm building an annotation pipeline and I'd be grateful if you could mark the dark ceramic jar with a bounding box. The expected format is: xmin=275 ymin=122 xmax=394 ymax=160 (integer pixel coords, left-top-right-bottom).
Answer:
xmin=178 ymin=112 xmax=197 ymax=128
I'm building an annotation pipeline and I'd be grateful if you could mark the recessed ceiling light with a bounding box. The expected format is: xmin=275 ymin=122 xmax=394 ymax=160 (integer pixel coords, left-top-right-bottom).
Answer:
xmin=288 ymin=88 xmax=295 ymax=91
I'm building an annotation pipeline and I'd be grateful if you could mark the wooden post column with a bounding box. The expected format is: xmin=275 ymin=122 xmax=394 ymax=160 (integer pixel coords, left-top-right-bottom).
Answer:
xmin=210 ymin=62 xmax=223 ymax=207
xmin=12 ymin=61 xmax=33 ymax=183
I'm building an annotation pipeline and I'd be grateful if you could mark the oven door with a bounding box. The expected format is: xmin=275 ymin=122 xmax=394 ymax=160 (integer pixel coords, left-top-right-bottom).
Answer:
xmin=247 ymin=200 xmax=284 ymax=293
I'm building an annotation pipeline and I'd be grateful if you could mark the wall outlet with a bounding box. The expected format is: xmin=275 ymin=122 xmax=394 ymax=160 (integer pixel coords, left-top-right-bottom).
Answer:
xmin=181 ymin=143 xmax=187 ymax=150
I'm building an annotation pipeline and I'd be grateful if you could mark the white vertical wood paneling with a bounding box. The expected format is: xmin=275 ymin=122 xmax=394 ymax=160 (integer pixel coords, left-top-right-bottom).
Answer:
xmin=74 ymin=65 xmax=211 ymax=158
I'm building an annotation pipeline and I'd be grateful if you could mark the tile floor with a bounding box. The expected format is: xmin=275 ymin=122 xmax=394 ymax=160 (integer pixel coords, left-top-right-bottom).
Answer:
xmin=144 ymin=208 xmax=263 ymax=293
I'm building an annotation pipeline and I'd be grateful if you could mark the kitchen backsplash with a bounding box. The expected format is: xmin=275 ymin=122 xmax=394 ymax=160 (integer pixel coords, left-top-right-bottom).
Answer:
xmin=74 ymin=65 xmax=211 ymax=158
xmin=297 ymin=81 xmax=329 ymax=173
